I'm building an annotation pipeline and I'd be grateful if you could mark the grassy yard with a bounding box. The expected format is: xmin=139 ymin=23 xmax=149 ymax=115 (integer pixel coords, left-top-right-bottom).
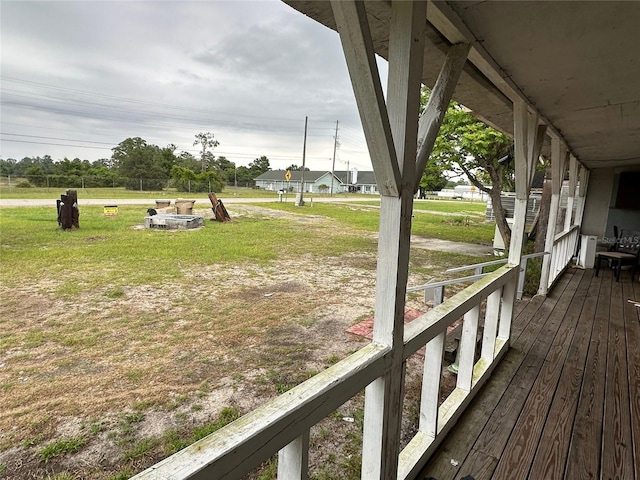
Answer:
xmin=0 ymin=201 xmax=492 ymax=479
xmin=257 ymin=200 xmax=494 ymax=244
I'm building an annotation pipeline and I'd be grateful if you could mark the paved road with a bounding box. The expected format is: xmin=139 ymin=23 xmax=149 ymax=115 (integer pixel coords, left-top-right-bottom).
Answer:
xmin=0 ymin=196 xmax=380 ymax=207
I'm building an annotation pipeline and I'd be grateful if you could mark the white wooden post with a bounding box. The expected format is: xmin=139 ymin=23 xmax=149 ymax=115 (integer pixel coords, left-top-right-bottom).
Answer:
xmin=538 ymin=138 xmax=568 ymax=295
xmin=508 ymin=101 xmax=532 ymax=265
xmin=574 ymin=166 xmax=590 ymax=228
xmin=499 ymin=101 xmax=534 ymax=341
xmin=333 ymin=2 xmax=470 ymax=478
xmin=564 ymin=155 xmax=578 ymax=231
xmin=332 ymin=2 xmax=427 ymax=478
xmin=278 ymin=432 xmax=310 ymax=480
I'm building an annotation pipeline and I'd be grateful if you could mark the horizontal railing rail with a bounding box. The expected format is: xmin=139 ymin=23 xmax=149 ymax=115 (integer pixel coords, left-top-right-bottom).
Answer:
xmin=409 ymin=252 xmax=548 ymax=303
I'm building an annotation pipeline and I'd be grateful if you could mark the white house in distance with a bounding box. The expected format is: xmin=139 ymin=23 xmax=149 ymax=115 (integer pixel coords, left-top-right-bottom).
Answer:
xmin=254 ymin=169 xmax=379 ymax=194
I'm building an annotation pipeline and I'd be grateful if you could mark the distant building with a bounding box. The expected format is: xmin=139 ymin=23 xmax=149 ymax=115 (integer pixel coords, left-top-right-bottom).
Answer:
xmin=254 ymin=170 xmax=379 ymax=194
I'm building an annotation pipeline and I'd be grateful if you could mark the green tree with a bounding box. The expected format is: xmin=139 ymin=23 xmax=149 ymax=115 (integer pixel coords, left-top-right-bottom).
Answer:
xmin=249 ymin=156 xmax=270 ymax=177
xmin=420 ymin=162 xmax=448 ymax=191
xmin=211 ymin=156 xmax=236 ymax=184
xmin=111 ymin=137 xmax=168 ymax=190
xmin=170 ymin=165 xmax=224 ymax=193
xmin=176 ymin=151 xmax=200 ymax=171
xmin=193 ymin=132 xmax=220 ymax=172
xmin=421 ymin=87 xmax=513 ymax=246
xmin=286 ymin=164 xmax=309 ymax=171
xmin=24 ymin=165 xmax=46 ymax=187
xmin=235 ymin=165 xmax=254 ymax=186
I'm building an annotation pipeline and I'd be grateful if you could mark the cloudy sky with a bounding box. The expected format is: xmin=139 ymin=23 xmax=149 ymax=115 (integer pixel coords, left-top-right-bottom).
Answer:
xmin=1 ymin=0 xmax=389 ymax=172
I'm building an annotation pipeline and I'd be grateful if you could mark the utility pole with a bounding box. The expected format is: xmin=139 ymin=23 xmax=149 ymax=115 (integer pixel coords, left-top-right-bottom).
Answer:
xmin=296 ymin=116 xmax=308 ymax=206
xmin=346 ymin=159 xmax=350 ymax=193
xmin=331 ymin=120 xmax=339 ymax=196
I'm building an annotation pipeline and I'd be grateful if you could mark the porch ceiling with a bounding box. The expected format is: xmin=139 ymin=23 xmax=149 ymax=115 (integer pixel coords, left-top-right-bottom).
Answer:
xmin=283 ymin=1 xmax=640 ymax=170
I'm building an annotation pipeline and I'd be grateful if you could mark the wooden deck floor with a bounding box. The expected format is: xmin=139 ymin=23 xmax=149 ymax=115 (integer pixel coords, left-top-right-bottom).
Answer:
xmin=419 ymin=267 xmax=640 ymax=480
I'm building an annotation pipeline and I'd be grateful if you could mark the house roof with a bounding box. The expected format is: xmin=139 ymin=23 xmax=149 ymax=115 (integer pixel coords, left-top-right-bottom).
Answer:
xmin=283 ymin=1 xmax=640 ymax=171
xmin=254 ymin=170 xmax=332 ymax=183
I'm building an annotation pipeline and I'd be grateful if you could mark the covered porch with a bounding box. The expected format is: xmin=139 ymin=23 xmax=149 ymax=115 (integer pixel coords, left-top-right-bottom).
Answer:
xmin=131 ymin=1 xmax=640 ymax=479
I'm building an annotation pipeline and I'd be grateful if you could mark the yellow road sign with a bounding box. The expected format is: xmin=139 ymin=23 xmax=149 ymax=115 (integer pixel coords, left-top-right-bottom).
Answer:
xmin=285 ymin=170 xmax=292 ymax=181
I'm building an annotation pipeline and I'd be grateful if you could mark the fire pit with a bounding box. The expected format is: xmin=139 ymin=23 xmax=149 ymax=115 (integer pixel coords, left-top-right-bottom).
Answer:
xmin=144 ymin=214 xmax=204 ymax=230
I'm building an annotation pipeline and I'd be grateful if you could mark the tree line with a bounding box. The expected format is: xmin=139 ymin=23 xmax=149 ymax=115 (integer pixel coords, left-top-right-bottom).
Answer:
xmin=0 ymin=133 xmax=271 ymax=193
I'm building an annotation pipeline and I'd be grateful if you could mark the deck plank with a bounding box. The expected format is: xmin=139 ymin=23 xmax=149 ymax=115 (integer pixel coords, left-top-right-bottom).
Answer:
xmin=448 ymin=270 xmax=585 ymax=480
xmin=601 ymin=276 xmax=634 ymax=479
xmin=528 ymin=270 xmax=600 ymax=479
xmin=623 ymin=278 xmax=639 ymax=479
xmin=489 ymin=269 xmax=591 ymax=479
xmin=564 ymin=271 xmax=611 ymax=480
xmin=419 ymin=273 xmax=573 ymax=480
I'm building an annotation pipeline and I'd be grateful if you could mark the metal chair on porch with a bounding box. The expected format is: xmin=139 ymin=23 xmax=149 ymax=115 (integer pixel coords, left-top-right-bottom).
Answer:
xmin=595 ymin=229 xmax=640 ymax=282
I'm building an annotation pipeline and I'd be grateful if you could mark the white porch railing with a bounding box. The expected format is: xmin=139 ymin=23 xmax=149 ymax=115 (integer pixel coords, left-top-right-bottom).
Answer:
xmin=546 ymin=225 xmax=579 ymax=289
xmin=408 ymin=251 xmax=548 ymax=303
xmin=131 ymin=265 xmax=519 ymax=480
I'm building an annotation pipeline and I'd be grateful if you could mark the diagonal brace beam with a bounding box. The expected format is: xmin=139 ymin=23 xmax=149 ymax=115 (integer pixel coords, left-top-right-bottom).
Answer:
xmin=331 ymin=0 xmax=401 ymax=196
xmin=414 ymin=42 xmax=470 ymax=191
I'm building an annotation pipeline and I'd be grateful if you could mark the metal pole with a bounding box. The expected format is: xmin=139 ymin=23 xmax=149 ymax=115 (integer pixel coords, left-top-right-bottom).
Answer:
xmin=297 ymin=116 xmax=308 ymax=206
xmin=331 ymin=120 xmax=338 ymax=196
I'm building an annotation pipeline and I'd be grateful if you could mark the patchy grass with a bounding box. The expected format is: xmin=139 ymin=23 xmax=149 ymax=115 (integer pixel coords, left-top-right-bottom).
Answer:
xmin=39 ymin=437 xmax=85 ymax=462
xmin=0 ymin=201 xmax=492 ymax=479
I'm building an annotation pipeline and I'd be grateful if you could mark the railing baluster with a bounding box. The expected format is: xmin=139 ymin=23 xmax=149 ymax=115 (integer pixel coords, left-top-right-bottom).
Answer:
xmin=419 ymin=332 xmax=445 ymax=437
xmin=419 ymin=285 xmax=444 ymax=437
xmin=481 ymin=288 xmax=502 ymax=361
xmin=457 ymin=305 xmax=480 ymax=391
xmin=498 ymin=278 xmax=516 ymax=340
xmin=517 ymin=258 xmax=527 ymax=300
xmin=277 ymin=431 xmax=310 ymax=480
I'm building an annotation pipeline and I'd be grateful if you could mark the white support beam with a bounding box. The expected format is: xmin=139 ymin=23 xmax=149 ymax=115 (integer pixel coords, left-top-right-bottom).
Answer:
xmin=574 ymin=166 xmax=590 ymax=229
xmin=526 ymin=111 xmax=539 ymax=187
xmin=415 ymin=42 xmax=470 ymax=191
xmin=539 ymin=138 xmax=567 ymax=295
xmin=508 ymin=100 xmax=530 ymax=265
xmin=331 ymin=0 xmax=401 ymax=197
xmin=360 ymin=2 xmax=426 ymax=479
xmin=564 ymin=155 xmax=578 ymax=230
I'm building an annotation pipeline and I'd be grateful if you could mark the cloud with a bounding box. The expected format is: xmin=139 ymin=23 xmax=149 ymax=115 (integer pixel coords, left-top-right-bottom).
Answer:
xmin=0 ymin=1 xmax=372 ymax=170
